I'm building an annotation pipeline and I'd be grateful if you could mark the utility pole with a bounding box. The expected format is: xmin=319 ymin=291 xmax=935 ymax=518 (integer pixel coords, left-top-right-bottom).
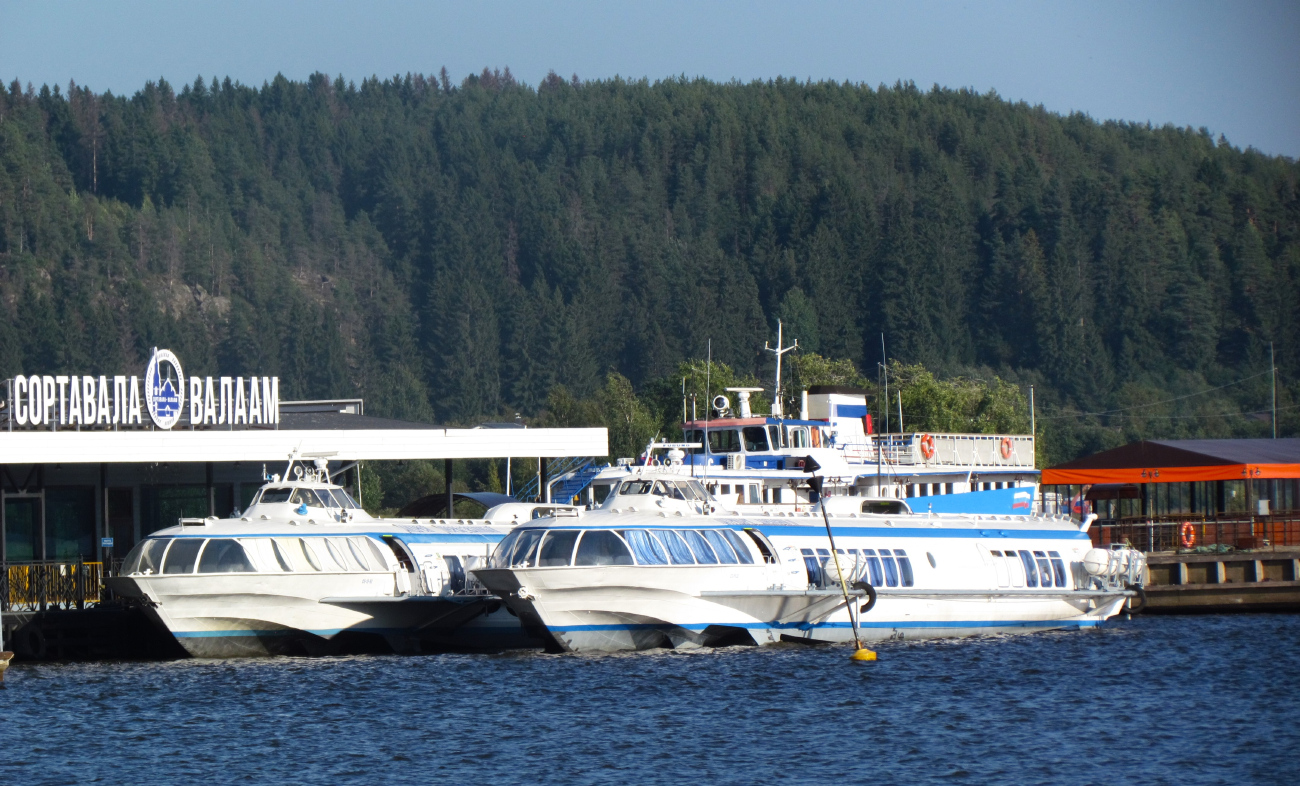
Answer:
xmin=764 ymin=320 xmax=798 ymax=416
xmin=880 ymin=334 xmax=889 ymax=434
xmin=1271 ymin=341 xmax=1277 ymax=439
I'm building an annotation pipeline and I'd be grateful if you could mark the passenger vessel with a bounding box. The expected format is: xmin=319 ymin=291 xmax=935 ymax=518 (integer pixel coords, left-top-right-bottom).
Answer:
xmin=107 ymin=454 xmax=560 ymax=657
xmin=545 ymin=384 xmax=1040 ymax=517
xmin=474 ymin=466 xmax=1145 ymax=654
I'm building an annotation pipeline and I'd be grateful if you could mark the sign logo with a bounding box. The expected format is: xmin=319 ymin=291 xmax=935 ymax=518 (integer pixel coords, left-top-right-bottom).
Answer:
xmin=144 ymin=348 xmax=184 ymax=429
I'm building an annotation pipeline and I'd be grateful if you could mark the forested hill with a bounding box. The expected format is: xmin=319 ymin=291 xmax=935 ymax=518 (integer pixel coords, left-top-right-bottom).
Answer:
xmin=1 ymin=71 xmax=1297 ymax=462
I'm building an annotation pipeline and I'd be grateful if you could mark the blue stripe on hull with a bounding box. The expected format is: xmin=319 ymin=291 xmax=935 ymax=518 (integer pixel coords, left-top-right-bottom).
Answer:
xmin=550 ymin=618 xmax=1100 ymax=633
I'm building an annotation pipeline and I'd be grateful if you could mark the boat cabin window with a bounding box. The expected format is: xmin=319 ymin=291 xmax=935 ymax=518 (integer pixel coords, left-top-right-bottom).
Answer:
xmin=122 ymin=538 xmax=168 ymax=575
xmin=162 ymin=539 xmax=203 ymax=574
xmin=1048 ymin=551 xmax=1068 ymax=588
xmin=679 ymin=530 xmax=718 ymax=564
xmin=347 ymin=539 xmax=373 ymax=570
xmin=767 ymin=425 xmax=785 ymax=449
xmin=787 ymin=427 xmax=810 ymax=449
xmin=702 ymin=529 xmax=740 ymax=563
xmin=656 ymin=529 xmax=696 ymax=564
xmin=620 ymin=480 xmax=654 ymax=495
xmin=509 ymin=529 xmax=547 ymax=568
xmin=537 ymin=530 xmax=581 ymax=566
xmin=1018 ymin=550 xmax=1040 ymax=588
xmin=621 ymin=530 xmax=669 ymax=565
xmin=258 ymin=487 xmax=293 ymax=504
xmin=707 ymin=429 xmax=741 ymax=454
xmin=862 ymin=500 xmax=908 ymax=515
xmin=742 ymin=426 xmax=769 ymax=452
xmin=683 ymin=430 xmax=706 ymax=454
xmin=894 ymin=549 xmax=914 ymax=586
xmin=574 ymin=530 xmax=635 ymax=566
xmin=198 ymin=539 xmax=255 ymax=573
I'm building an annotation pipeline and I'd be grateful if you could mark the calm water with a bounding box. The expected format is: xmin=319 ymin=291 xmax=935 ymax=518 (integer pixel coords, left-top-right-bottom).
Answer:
xmin=3 ymin=614 xmax=1297 ymax=785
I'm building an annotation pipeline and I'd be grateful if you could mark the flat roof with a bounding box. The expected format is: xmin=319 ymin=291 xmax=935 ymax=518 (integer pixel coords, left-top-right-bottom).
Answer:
xmin=0 ymin=412 xmax=607 ymax=464
xmin=1042 ymin=438 xmax=1300 ymax=484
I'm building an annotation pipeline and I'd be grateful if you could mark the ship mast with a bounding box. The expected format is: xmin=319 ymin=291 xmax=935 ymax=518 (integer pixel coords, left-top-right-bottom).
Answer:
xmin=764 ymin=320 xmax=798 ymax=417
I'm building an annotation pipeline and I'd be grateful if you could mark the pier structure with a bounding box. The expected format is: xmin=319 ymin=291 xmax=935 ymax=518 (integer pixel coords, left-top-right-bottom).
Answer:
xmin=2 ymin=355 xmax=607 ymax=660
xmin=1042 ymin=439 xmax=1300 ymax=613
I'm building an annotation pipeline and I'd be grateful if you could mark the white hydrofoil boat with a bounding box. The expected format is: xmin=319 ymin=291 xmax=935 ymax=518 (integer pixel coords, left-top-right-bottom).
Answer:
xmin=106 ymin=455 xmax=566 ymax=657
xmin=474 ymin=467 xmax=1145 ymax=653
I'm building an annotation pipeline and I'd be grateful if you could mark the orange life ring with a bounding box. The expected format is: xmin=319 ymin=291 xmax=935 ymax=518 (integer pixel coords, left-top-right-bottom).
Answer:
xmin=918 ymin=434 xmax=935 ymax=460
xmin=1180 ymin=522 xmax=1196 ymax=549
xmin=999 ymin=437 xmax=1013 ymax=459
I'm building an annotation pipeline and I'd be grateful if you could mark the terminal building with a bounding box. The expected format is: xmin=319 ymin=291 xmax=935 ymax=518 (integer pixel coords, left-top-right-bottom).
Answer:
xmin=0 ymin=348 xmax=606 ymax=567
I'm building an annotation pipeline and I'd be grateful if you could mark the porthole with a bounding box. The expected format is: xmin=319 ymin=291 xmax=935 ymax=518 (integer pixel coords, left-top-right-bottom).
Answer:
xmin=927 ymin=552 xmax=937 ymax=568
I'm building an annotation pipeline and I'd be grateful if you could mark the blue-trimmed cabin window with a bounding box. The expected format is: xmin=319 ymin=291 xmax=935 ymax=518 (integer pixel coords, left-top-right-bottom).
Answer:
xmin=708 ymin=429 xmax=741 ymax=454
xmin=702 ymin=530 xmax=740 ymax=563
xmin=162 ymin=539 xmax=203 ymax=574
xmin=722 ymin=530 xmax=756 ymax=564
xmin=742 ymin=426 xmax=769 ymax=452
xmin=621 ymin=530 xmax=668 ymax=565
xmin=894 ymin=550 xmax=914 ymax=587
xmin=800 ymin=549 xmax=823 ymax=586
xmin=198 ymin=539 xmax=255 ymax=573
xmin=1004 ymin=551 xmax=1025 ymax=587
xmin=656 ymin=530 xmax=696 ymax=564
xmin=862 ymin=549 xmax=884 ymax=587
xmin=510 ymin=530 xmax=546 ymax=568
xmin=1018 ymin=550 xmax=1039 ymax=588
xmin=1033 ymin=551 xmax=1054 ymax=588
xmin=880 ymin=550 xmax=900 ymax=587
xmin=490 ymin=530 xmax=522 ymax=568
xmin=1048 ymin=551 xmax=1068 ymax=588
xmin=538 ymin=531 xmax=580 ymax=566
xmin=680 ymin=530 xmax=718 ymax=564
xmin=574 ymin=531 xmax=634 ymax=566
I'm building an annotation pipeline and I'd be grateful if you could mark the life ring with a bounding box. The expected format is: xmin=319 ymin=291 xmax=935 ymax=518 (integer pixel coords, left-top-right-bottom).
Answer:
xmin=852 ymin=581 xmax=878 ymax=613
xmin=918 ymin=434 xmax=936 ymax=460
xmin=1180 ymin=522 xmax=1196 ymax=549
xmin=999 ymin=437 xmax=1013 ymax=459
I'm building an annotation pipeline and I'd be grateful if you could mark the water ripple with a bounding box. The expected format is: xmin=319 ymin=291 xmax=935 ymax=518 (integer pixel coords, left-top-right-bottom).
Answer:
xmin=2 ymin=614 xmax=1297 ymax=785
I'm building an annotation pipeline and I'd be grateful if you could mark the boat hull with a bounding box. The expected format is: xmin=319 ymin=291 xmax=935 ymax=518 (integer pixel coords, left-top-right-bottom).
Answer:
xmin=476 ymin=567 xmax=1130 ymax=654
xmin=108 ymin=573 xmax=533 ymax=657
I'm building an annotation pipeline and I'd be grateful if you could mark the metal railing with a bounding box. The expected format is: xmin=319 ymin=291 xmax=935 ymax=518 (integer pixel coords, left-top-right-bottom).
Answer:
xmin=839 ymin=433 xmax=1036 ymax=470
xmin=1090 ymin=514 xmax=1300 ymax=553
xmin=2 ymin=561 xmax=105 ymax=612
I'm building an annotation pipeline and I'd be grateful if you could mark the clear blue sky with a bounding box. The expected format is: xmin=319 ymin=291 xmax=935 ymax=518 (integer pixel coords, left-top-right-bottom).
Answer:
xmin=2 ymin=0 xmax=1297 ymax=158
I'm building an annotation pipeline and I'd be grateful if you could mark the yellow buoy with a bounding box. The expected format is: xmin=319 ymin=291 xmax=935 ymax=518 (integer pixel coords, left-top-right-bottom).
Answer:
xmin=851 ymin=648 xmax=877 ymax=661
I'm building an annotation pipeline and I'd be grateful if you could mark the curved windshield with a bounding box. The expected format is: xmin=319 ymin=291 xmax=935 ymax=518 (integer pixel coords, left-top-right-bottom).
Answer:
xmin=162 ymin=539 xmax=203 ymax=574
xmin=258 ymin=487 xmax=292 ymax=504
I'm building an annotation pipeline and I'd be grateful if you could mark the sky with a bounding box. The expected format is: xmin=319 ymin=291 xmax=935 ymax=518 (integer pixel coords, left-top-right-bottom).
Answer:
xmin=1 ymin=0 xmax=1297 ymax=158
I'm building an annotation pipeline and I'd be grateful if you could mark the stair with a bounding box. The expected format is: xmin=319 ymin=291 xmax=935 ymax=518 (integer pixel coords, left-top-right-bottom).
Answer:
xmin=548 ymin=462 xmax=603 ymax=505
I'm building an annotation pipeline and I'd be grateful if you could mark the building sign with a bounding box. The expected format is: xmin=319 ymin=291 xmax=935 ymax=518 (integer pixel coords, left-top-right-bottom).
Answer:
xmin=6 ymin=348 xmax=279 ymax=431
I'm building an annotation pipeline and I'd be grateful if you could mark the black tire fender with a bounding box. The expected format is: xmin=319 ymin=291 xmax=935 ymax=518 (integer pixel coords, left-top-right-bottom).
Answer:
xmin=1125 ymin=584 xmax=1147 ymax=614
xmin=852 ymin=581 xmax=877 ymax=614
xmin=17 ymin=626 xmax=47 ymax=660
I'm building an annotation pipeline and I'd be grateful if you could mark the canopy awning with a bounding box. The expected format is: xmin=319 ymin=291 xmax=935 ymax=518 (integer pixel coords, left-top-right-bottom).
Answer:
xmin=1042 ymin=439 xmax=1300 ymax=485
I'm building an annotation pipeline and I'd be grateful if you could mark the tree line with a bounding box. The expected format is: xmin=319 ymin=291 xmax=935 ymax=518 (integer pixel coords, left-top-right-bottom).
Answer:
xmin=1 ymin=70 xmax=1296 ymax=499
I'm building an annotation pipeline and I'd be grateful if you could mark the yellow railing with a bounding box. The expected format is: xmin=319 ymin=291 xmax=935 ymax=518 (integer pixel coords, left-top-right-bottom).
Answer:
xmin=2 ymin=561 xmax=104 ymax=611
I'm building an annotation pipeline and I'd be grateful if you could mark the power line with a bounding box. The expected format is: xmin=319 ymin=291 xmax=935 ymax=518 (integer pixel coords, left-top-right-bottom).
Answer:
xmin=1051 ymin=402 xmax=1299 ymax=422
xmin=1037 ymin=369 xmax=1274 ymax=420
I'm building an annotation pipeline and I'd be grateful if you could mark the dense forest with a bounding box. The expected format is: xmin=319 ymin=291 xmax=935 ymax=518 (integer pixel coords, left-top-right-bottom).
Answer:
xmin=1 ymin=69 xmax=1297 ymax=501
